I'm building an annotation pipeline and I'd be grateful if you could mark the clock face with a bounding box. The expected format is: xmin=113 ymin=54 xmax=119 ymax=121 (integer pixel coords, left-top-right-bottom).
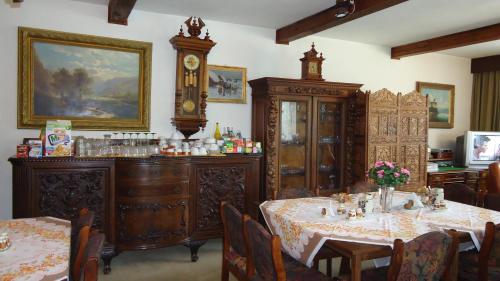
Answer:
xmin=183 ymin=54 xmax=200 ymax=71
xmin=308 ymin=62 xmax=318 ymax=74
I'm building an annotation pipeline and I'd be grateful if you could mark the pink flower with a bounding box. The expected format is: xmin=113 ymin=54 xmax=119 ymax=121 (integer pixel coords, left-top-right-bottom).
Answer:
xmin=394 ymin=172 xmax=400 ymax=178
xmin=385 ymin=161 xmax=394 ymax=169
xmin=374 ymin=161 xmax=384 ymax=168
xmin=377 ymin=170 xmax=384 ymax=175
xmin=401 ymin=168 xmax=410 ymax=175
xmin=377 ymin=173 xmax=384 ymax=179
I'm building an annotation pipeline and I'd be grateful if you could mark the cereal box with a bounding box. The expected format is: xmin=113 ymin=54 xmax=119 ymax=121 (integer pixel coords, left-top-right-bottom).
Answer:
xmin=45 ymin=120 xmax=72 ymax=156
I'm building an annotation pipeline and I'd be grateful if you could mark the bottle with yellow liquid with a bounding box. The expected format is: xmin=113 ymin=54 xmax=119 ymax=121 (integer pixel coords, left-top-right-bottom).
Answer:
xmin=214 ymin=122 xmax=222 ymax=140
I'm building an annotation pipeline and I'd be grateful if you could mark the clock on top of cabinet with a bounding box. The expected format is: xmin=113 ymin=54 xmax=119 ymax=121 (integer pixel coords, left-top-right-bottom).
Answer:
xmin=170 ymin=17 xmax=216 ymax=139
xmin=300 ymin=43 xmax=325 ymax=81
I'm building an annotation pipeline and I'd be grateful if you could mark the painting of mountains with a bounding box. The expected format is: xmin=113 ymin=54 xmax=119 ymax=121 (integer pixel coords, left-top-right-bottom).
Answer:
xmin=32 ymin=42 xmax=140 ymax=119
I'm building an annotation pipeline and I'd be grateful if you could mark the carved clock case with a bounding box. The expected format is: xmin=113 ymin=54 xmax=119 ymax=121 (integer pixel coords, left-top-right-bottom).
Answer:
xmin=170 ymin=17 xmax=216 ymax=138
xmin=249 ymin=77 xmax=363 ymax=198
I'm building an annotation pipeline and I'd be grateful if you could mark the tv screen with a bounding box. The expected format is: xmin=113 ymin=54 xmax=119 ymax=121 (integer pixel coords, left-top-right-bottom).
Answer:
xmin=471 ymin=134 xmax=500 ymax=161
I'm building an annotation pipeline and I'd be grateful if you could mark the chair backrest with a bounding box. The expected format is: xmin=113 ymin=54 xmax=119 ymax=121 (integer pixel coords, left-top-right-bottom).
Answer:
xmin=388 ymin=231 xmax=455 ymax=281
xmin=488 ymin=162 xmax=500 ymax=193
xmin=484 ymin=193 xmax=500 ymax=211
xmin=81 ymin=231 xmax=105 ymax=281
xmin=220 ymin=202 xmax=246 ymax=258
xmin=273 ymin=187 xmax=318 ymax=200
xmin=72 ymin=209 xmax=95 ymax=281
xmin=243 ymin=215 xmax=285 ymax=281
xmin=443 ymin=183 xmax=477 ymax=205
xmin=477 ymin=222 xmax=500 ymax=281
xmin=347 ymin=181 xmax=378 ymax=194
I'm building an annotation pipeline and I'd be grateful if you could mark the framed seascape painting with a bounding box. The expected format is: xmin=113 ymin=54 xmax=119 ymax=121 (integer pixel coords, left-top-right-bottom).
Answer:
xmin=206 ymin=65 xmax=247 ymax=104
xmin=417 ymin=82 xmax=455 ymax=129
xmin=18 ymin=27 xmax=152 ymax=130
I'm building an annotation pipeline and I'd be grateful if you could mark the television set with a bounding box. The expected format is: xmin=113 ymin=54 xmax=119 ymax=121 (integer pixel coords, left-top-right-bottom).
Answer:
xmin=456 ymin=131 xmax=500 ymax=168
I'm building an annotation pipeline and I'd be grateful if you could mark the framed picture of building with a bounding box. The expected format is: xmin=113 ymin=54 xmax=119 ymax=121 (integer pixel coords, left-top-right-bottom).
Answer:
xmin=417 ymin=82 xmax=455 ymax=129
xmin=206 ymin=65 xmax=247 ymax=104
xmin=18 ymin=27 xmax=152 ymax=130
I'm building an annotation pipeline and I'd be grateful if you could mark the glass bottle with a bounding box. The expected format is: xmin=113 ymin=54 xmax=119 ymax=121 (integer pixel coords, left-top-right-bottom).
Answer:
xmin=214 ymin=122 xmax=222 ymax=140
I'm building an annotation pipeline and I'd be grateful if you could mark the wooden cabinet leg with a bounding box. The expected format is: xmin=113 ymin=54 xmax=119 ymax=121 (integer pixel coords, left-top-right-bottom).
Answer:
xmin=350 ymin=256 xmax=362 ymax=281
xmin=101 ymin=243 xmax=118 ymax=274
xmin=184 ymin=240 xmax=206 ymax=262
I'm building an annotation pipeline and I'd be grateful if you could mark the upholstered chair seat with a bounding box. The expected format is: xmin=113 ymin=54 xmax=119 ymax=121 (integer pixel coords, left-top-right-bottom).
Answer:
xmin=333 ymin=231 xmax=458 ymax=281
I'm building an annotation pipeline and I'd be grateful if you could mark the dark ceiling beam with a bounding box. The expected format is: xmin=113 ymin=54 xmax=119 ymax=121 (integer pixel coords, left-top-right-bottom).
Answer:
xmin=391 ymin=23 xmax=500 ymax=59
xmin=275 ymin=0 xmax=408 ymax=45
xmin=12 ymin=0 xmax=23 ymax=2
xmin=471 ymin=54 xmax=500 ymax=73
xmin=108 ymin=0 xmax=137 ymax=25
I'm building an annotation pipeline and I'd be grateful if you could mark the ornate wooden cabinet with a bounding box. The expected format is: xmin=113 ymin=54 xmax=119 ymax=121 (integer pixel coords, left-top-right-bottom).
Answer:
xmin=249 ymin=77 xmax=363 ymax=198
xmin=355 ymin=89 xmax=429 ymax=190
xmin=9 ymin=154 xmax=261 ymax=270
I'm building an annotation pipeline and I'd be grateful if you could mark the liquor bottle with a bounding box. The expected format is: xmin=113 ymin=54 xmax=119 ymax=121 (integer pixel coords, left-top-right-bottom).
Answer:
xmin=214 ymin=122 xmax=222 ymax=140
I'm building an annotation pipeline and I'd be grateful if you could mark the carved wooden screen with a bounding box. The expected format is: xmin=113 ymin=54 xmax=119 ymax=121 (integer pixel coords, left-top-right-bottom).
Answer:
xmin=366 ymin=89 xmax=428 ymax=190
xmin=367 ymin=89 xmax=399 ymax=167
xmin=399 ymin=91 xmax=428 ymax=189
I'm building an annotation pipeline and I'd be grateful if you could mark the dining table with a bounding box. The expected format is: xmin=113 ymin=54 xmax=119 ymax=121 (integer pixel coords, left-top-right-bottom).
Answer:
xmin=0 ymin=217 xmax=71 ymax=281
xmin=260 ymin=191 xmax=500 ymax=281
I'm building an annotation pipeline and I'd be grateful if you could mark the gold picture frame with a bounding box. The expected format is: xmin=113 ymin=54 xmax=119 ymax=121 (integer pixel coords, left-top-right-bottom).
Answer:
xmin=206 ymin=65 xmax=247 ymax=104
xmin=416 ymin=82 xmax=455 ymax=129
xmin=18 ymin=27 xmax=152 ymax=130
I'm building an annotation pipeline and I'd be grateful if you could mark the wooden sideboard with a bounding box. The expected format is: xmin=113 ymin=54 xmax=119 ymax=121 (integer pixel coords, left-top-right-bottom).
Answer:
xmin=9 ymin=154 xmax=261 ymax=273
xmin=427 ymin=168 xmax=488 ymax=192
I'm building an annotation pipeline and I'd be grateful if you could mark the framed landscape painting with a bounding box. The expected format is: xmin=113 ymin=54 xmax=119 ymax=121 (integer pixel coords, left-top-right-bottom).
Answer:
xmin=18 ymin=27 xmax=152 ymax=130
xmin=206 ymin=65 xmax=247 ymax=104
xmin=417 ymin=82 xmax=455 ymax=129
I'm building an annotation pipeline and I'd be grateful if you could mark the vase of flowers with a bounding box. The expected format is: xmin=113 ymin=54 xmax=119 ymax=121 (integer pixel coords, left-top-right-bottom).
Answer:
xmin=368 ymin=161 xmax=410 ymax=213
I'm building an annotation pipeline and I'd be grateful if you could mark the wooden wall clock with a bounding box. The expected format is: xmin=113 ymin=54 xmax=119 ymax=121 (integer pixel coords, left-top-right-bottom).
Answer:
xmin=300 ymin=43 xmax=325 ymax=81
xmin=170 ymin=17 xmax=216 ymax=139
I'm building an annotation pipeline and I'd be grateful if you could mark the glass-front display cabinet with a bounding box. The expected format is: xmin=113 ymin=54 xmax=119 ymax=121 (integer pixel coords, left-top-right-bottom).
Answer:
xmin=249 ymin=77 xmax=363 ymax=199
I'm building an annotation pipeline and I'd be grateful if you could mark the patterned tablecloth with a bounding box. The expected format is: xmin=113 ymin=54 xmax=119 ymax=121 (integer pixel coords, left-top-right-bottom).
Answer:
xmin=260 ymin=191 xmax=500 ymax=267
xmin=0 ymin=217 xmax=71 ymax=281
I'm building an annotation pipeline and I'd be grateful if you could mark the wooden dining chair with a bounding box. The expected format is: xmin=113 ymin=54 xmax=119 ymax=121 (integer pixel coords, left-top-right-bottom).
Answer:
xmin=443 ymin=183 xmax=477 ymax=206
xmin=71 ymin=208 xmax=95 ymax=281
xmin=242 ymin=214 xmax=333 ymax=281
xmin=484 ymin=193 xmax=500 ymax=212
xmin=79 ymin=230 xmax=105 ymax=281
xmin=346 ymin=181 xmax=378 ymax=194
xmin=220 ymin=201 xmax=249 ymax=281
xmin=487 ymin=162 xmax=500 ymax=194
xmin=458 ymin=222 xmax=500 ymax=281
xmin=334 ymin=231 xmax=459 ymax=281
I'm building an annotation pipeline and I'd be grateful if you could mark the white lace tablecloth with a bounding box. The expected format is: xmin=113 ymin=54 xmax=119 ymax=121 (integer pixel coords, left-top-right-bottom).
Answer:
xmin=0 ymin=217 xmax=71 ymax=281
xmin=260 ymin=191 xmax=500 ymax=267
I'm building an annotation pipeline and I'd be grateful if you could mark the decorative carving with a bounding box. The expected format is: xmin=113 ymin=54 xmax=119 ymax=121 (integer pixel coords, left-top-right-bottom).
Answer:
xmin=117 ymin=200 xmax=187 ymax=242
xmin=367 ymin=89 xmax=428 ymax=190
xmin=37 ymin=170 xmax=106 ymax=230
xmin=266 ymin=95 xmax=279 ymax=199
xmin=196 ymin=167 xmax=246 ymax=230
xmin=370 ymin=88 xmax=398 ymax=106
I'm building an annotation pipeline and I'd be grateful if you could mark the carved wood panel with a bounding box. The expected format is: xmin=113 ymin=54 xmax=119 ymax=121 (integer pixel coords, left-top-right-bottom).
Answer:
xmin=367 ymin=89 xmax=399 ymax=168
xmin=35 ymin=169 xmax=107 ymax=231
xmin=367 ymin=89 xmax=428 ymax=190
xmin=117 ymin=199 xmax=188 ymax=247
xmin=195 ymin=166 xmax=246 ymax=232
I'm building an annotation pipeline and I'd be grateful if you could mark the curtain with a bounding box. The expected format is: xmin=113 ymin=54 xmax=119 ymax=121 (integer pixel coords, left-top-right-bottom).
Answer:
xmin=470 ymin=71 xmax=500 ymax=131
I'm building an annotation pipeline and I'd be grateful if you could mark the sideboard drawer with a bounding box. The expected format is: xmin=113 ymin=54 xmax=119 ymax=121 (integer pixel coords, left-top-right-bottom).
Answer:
xmin=116 ymin=162 xmax=189 ymax=181
xmin=118 ymin=180 xmax=189 ymax=197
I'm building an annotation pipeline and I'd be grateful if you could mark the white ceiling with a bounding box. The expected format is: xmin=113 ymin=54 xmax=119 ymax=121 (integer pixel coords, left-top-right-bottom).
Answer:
xmin=75 ymin=0 xmax=500 ymax=58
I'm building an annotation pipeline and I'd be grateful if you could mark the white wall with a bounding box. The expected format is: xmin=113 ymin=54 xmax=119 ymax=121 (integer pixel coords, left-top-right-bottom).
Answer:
xmin=0 ymin=0 xmax=472 ymax=219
